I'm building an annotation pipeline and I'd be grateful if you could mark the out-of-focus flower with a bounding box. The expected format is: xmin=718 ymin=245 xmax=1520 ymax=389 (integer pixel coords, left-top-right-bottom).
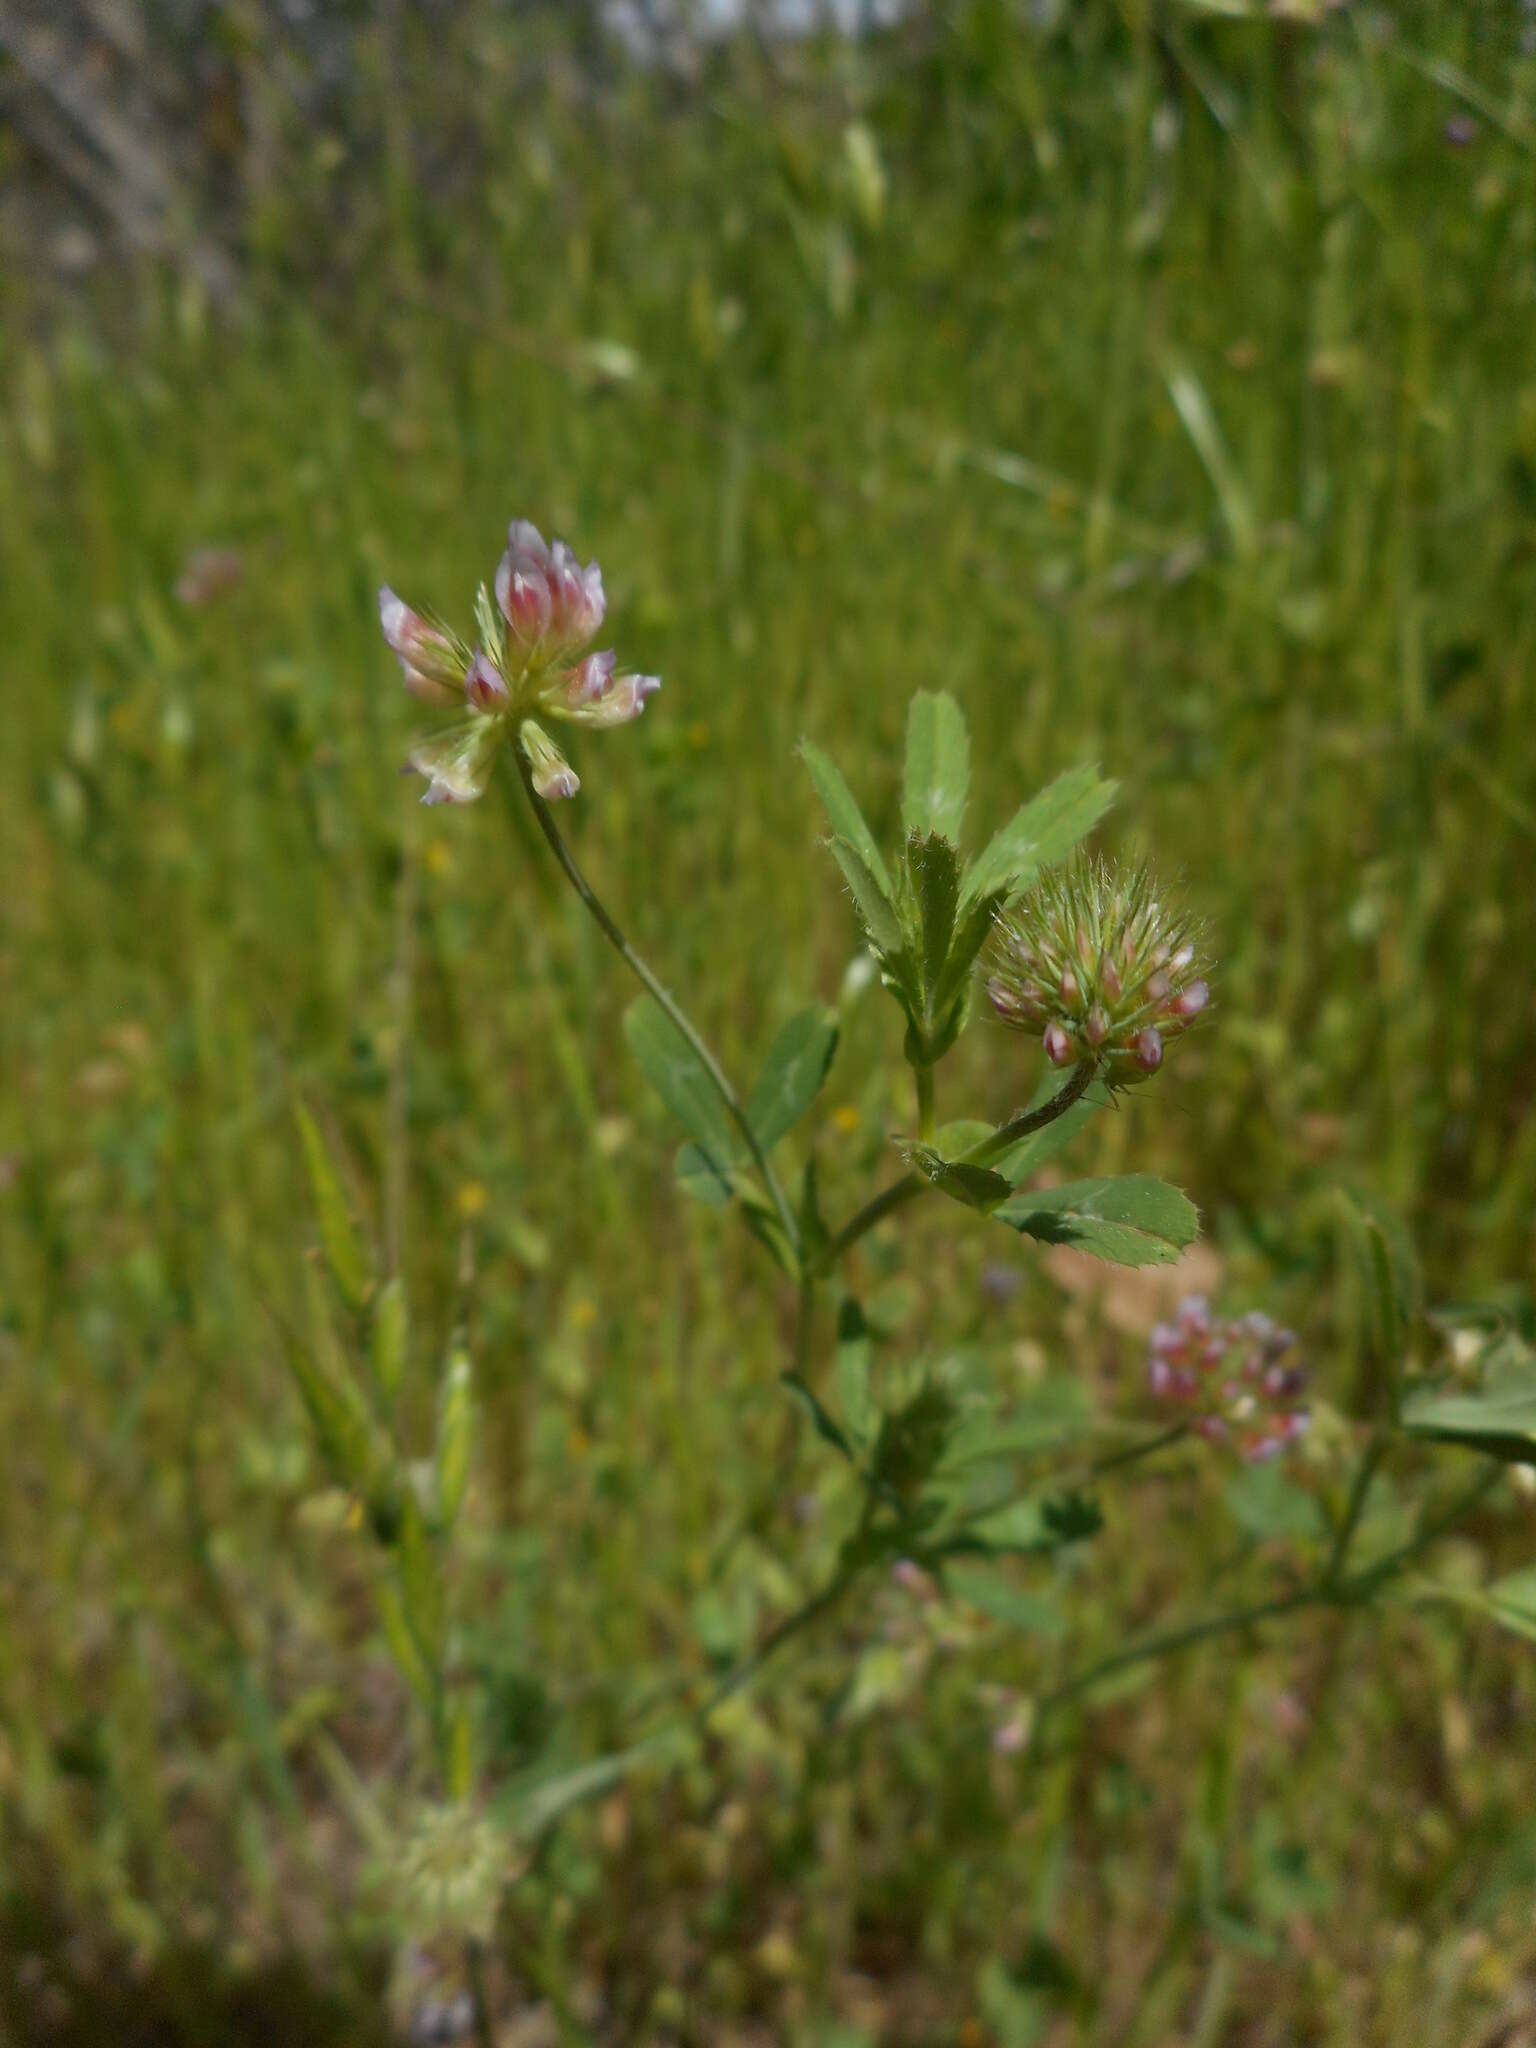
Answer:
xmin=175 ymin=545 xmax=244 ymax=607
xmin=1146 ymin=1295 xmax=1310 ymax=1463
xmin=987 ymin=856 xmax=1209 ymax=1087
xmin=379 ymin=521 xmax=661 ymax=806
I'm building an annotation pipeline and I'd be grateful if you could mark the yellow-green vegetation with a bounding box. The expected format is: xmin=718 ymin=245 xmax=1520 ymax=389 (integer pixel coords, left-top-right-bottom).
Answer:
xmin=3 ymin=5 xmax=1536 ymax=2042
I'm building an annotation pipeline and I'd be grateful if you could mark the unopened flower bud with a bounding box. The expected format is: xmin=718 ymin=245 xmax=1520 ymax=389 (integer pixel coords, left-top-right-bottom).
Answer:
xmin=1085 ymin=1004 xmax=1110 ymax=1048
xmin=465 ymin=649 xmax=509 ymax=712
xmin=1043 ymin=1020 xmax=1075 ymax=1067
xmin=1133 ymin=1027 xmax=1162 ymax=1072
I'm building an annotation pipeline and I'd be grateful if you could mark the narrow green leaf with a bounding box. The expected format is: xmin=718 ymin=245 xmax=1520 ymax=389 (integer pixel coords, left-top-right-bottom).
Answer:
xmin=295 ymin=1103 xmax=371 ymax=1311
xmin=946 ymin=1569 xmax=1066 ymax=1637
xmin=513 ymin=1745 xmax=660 ymax=1839
xmin=997 ymin=1175 xmax=1200 ymax=1267
xmin=932 ymin=888 xmax=1002 ymax=1016
xmin=395 ymin=1488 xmax=445 ymax=1671
xmin=902 ymin=690 xmax=969 ymax=844
xmin=962 ymin=765 xmax=1117 ymax=908
xmin=435 ymin=1347 xmax=475 ymax=1528
xmin=828 ymin=836 xmax=906 ymax=960
xmin=1401 ymin=1332 xmax=1536 ymax=1463
xmin=836 ymin=1332 xmax=874 ymax=1445
xmin=937 ymin=1381 xmax=1094 ymax=1467
xmin=622 ymin=996 xmax=734 ymax=1157
xmin=747 ymin=1005 xmax=840 ymax=1151
xmin=1223 ymin=1463 xmax=1325 ymax=1543
xmin=371 ymin=1276 xmax=408 ymax=1404
xmin=907 ymin=831 xmax=961 ymax=996
xmin=1483 ymin=1567 xmax=1536 ymax=1643
xmin=904 ymin=1141 xmax=1011 ymax=1213
xmin=376 ymin=1579 xmax=436 ymax=1710
xmin=1336 ymin=1189 xmax=1420 ymax=1369
xmin=675 ymin=1141 xmax=736 ymax=1207
xmin=286 ymin=1270 xmax=393 ymax=1502
xmin=800 ymin=739 xmax=892 ymax=894
xmin=780 ymin=1370 xmax=857 ymax=1464
xmin=960 ymin=1491 xmax=1104 ymax=1554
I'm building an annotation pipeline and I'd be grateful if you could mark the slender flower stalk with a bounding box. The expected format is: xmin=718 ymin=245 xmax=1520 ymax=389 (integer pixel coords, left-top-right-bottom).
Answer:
xmin=510 ymin=740 xmax=800 ymax=1261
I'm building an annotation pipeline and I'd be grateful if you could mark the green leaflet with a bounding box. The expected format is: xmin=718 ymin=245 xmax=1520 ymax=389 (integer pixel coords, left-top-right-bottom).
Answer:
xmin=622 ymin=995 xmax=734 ymax=1158
xmin=902 ymin=690 xmax=970 ymax=844
xmin=997 ymin=1175 xmax=1199 ymax=1267
xmin=962 ymin=764 xmax=1117 ymax=908
xmin=800 ymin=739 xmax=892 ymax=895
xmin=747 ymin=1005 xmax=840 ymax=1151
xmin=295 ymin=1102 xmax=371 ymax=1311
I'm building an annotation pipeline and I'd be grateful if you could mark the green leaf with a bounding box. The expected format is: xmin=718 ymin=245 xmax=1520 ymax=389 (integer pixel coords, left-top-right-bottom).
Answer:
xmin=1401 ymin=1332 xmax=1536 ymax=1463
xmin=622 ymin=996 xmax=734 ymax=1157
xmin=997 ymin=1175 xmax=1199 ymax=1267
xmin=1223 ymin=1462 xmax=1325 ymax=1543
xmin=902 ymin=690 xmax=970 ymax=844
xmin=932 ymin=888 xmax=1003 ymax=1017
xmin=295 ymin=1103 xmax=371 ymax=1311
xmin=376 ymin=1579 xmax=436 ymax=1710
xmin=435 ymin=1347 xmax=474 ymax=1528
xmin=828 ymin=836 xmax=907 ymax=962
xmin=285 ymin=1271 xmax=394 ymax=1505
xmin=937 ymin=1381 xmax=1094 ymax=1467
xmin=961 ymin=1491 xmax=1103 ymax=1554
xmin=1481 ymin=1567 xmax=1536 ymax=1643
xmin=800 ymin=739 xmax=892 ymax=894
xmin=907 ymin=830 xmax=961 ymax=996
xmin=780 ymin=1370 xmax=857 ymax=1465
xmin=1336 ymin=1188 xmax=1420 ymax=1368
xmin=371 ymin=1276 xmax=408 ymax=1404
xmin=835 ymin=1305 xmax=874 ymax=1445
xmin=675 ymin=1141 xmax=736 ymax=1207
xmin=395 ymin=1488 xmax=445 ymax=1671
xmin=904 ymin=1141 xmax=1011 ymax=1213
xmin=946 ymin=1568 xmax=1066 ymax=1637
xmin=747 ymin=1005 xmax=840 ymax=1151
xmin=962 ymin=765 xmax=1117 ymax=908
xmin=511 ymin=1744 xmax=662 ymax=1840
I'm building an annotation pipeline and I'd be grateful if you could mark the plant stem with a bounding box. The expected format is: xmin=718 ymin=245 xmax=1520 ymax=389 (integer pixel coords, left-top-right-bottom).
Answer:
xmin=817 ymin=1061 xmax=1096 ymax=1271
xmin=915 ymin=1060 xmax=935 ymax=1143
xmin=1325 ymin=1430 xmax=1389 ymax=1586
xmin=1036 ymin=1456 xmax=1503 ymax=1727
xmin=513 ymin=739 xmax=799 ymax=1259
xmin=464 ymin=1935 xmax=495 ymax=2048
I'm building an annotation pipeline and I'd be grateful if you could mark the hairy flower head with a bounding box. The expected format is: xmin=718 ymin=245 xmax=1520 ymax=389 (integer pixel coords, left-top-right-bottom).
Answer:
xmin=1145 ymin=1296 xmax=1311 ymax=1463
xmin=987 ymin=856 xmax=1209 ymax=1087
xmin=379 ymin=520 xmax=660 ymax=805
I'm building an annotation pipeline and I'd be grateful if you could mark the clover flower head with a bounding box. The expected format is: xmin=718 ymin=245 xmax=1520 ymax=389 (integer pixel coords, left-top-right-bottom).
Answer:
xmin=379 ymin=520 xmax=660 ymax=806
xmin=1146 ymin=1296 xmax=1310 ymax=1463
xmin=986 ymin=856 xmax=1209 ymax=1087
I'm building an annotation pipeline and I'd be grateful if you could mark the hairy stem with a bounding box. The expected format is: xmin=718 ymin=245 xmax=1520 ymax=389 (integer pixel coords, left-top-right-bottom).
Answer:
xmin=915 ymin=1061 xmax=936 ymax=1144
xmin=513 ymin=739 xmax=799 ymax=1258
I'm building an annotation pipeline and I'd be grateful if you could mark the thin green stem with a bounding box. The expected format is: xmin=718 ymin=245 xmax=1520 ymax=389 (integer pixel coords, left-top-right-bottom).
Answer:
xmin=1036 ymin=1456 xmax=1504 ymax=1727
xmin=513 ymin=740 xmax=799 ymax=1258
xmin=464 ymin=1936 xmax=496 ymax=2048
xmin=817 ymin=1062 xmax=1096 ymax=1272
xmin=1325 ymin=1430 xmax=1389 ymax=1586
xmin=915 ymin=1061 xmax=936 ymax=1144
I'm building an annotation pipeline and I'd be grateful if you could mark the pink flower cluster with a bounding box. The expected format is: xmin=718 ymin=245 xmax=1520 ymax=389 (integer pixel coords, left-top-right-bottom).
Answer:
xmin=1147 ymin=1296 xmax=1310 ymax=1463
xmin=378 ymin=520 xmax=660 ymax=806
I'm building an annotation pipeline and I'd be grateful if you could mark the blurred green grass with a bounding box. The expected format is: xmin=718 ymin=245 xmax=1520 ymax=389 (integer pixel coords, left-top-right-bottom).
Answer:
xmin=3 ymin=4 xmax=1536 ymax=2041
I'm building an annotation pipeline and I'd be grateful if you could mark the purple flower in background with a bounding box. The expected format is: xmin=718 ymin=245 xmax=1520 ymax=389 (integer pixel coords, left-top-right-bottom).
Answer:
xmin=1146 ymin=1296 xmax=1311 ymax=1463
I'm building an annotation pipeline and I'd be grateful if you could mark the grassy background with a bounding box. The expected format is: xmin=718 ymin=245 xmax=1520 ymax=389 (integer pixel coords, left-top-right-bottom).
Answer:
xmin=3 ymin=3 xmax=1536 ymax=2041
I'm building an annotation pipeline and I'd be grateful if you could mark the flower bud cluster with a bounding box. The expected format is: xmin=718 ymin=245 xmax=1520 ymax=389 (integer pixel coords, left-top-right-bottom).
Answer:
xmin=379 ymin=520 xmax=660 ymax=806
xmin=987 ymin=856 xmax=1208 ymax=1085
xmin=1146 ymin=1296 xmax=1310 ymax=1463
